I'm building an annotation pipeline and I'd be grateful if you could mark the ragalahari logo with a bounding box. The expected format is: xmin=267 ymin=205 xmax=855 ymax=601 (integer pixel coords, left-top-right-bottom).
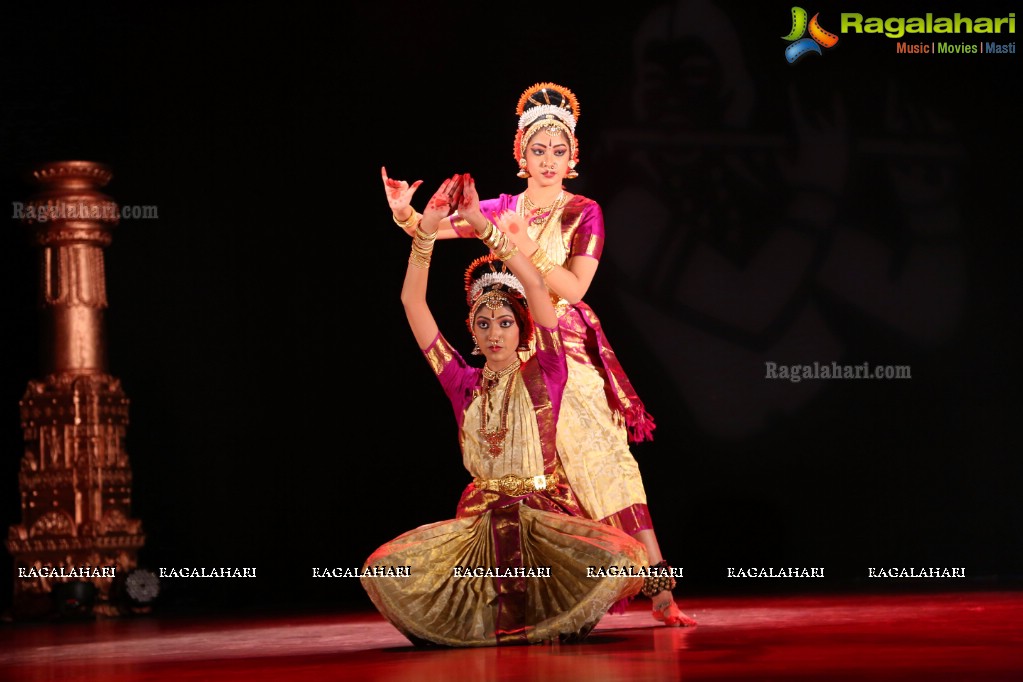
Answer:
xmin=783 ymin=7 xmax=839 ymax=63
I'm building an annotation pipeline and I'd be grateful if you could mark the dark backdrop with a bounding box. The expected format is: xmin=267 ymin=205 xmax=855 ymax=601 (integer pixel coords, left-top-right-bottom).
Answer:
xmin=1 ymin=1 xmax=1019 ymax=615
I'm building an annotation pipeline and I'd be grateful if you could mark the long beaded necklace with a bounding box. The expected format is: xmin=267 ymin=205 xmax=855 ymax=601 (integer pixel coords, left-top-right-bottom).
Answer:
xmin=478 ymin=358 xmax=521 ymax=457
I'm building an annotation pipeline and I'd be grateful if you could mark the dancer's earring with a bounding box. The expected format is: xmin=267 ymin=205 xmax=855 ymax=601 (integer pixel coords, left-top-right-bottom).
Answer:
xmin=516 ymin=158 xmax=529 ymax=179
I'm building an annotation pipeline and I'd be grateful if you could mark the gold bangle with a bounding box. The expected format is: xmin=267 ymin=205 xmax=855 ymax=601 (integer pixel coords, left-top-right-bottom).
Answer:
xmin=393 ymin=209 xmax=420 ymax=230
xmin=411 ymin=238 xmax=435 ymax=258
xmin=411 ymin=240 xmax=435 ymax=257
xmin=529 ymin=248 xmax=556 ymax=276
xmin=485 ymin=237 xmax=501 ymax=254
xmin=409 ymin=226 xmax=436 ymax=269
xmin=483 ymin=228 xmax=504 ymax=252
xmin=489 ymin=232 xmax=508 ymax=253
xmin=413 ymin=225 xmax=438 ymax=242
xmin=408 ymin=244 xmax=433 ymax=268
xmin=494 ymin=234 xmax=518 ymax=261
xmin=497 ymin=245 xmax=518 ymax=261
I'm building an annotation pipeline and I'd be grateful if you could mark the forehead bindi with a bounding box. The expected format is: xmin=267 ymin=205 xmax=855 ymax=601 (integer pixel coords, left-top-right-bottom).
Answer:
xmin=529 ymin=132 xmax=569 ymax=149
xmin=475 ymin=308 xmax=515 ymax=323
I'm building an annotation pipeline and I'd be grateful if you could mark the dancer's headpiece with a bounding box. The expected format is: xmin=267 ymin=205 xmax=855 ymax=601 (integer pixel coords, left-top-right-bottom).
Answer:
xmin=514 ymin=82 xmax=581 ymax=178
xmin=464 ymin=253 xmax=533 ymax=346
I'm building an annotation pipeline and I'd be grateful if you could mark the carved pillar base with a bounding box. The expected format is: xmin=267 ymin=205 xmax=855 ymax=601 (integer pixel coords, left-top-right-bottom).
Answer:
xmin=7 ymin=374 xmax=145 ymax=617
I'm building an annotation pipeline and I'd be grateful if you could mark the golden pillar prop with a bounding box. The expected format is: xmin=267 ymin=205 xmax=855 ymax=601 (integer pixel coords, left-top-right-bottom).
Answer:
xmin=7 ymin=161 xmax=145 ymax=618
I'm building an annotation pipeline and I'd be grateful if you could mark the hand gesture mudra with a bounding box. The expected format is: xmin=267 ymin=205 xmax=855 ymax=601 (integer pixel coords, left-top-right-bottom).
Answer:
xmin=381 ymin=166 xmax=423 ymax=226
xmin=491 ymin=209 xmax=531 ymax=251
xmin=421 ymin=174 xmax=466 ymax=230
xmin=455 ymin=173 xmax=483 ymax=226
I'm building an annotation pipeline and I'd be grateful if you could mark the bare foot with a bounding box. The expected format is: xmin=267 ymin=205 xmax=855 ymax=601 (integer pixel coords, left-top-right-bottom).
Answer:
xmin=652 ymin=591 xmax=697 ymax=627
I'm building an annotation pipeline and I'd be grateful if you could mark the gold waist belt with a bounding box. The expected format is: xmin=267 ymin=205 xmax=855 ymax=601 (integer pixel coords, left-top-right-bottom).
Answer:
xmin=473 ymin=473 xmax=559 ymax=497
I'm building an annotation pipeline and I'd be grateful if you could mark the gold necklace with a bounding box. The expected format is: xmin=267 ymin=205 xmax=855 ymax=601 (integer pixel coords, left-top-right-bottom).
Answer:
xmin=522 ymin=191 xmax=565 ymax=226
xmin=479 ymin=359 xmax=521 ymax=457
xmin=520 ymin=192 xmax=566 ymax=249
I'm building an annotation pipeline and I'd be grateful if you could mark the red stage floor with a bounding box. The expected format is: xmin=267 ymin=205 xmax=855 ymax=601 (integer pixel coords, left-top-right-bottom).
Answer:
xmin=2 ymin=590 xmax=1021 ymax=681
